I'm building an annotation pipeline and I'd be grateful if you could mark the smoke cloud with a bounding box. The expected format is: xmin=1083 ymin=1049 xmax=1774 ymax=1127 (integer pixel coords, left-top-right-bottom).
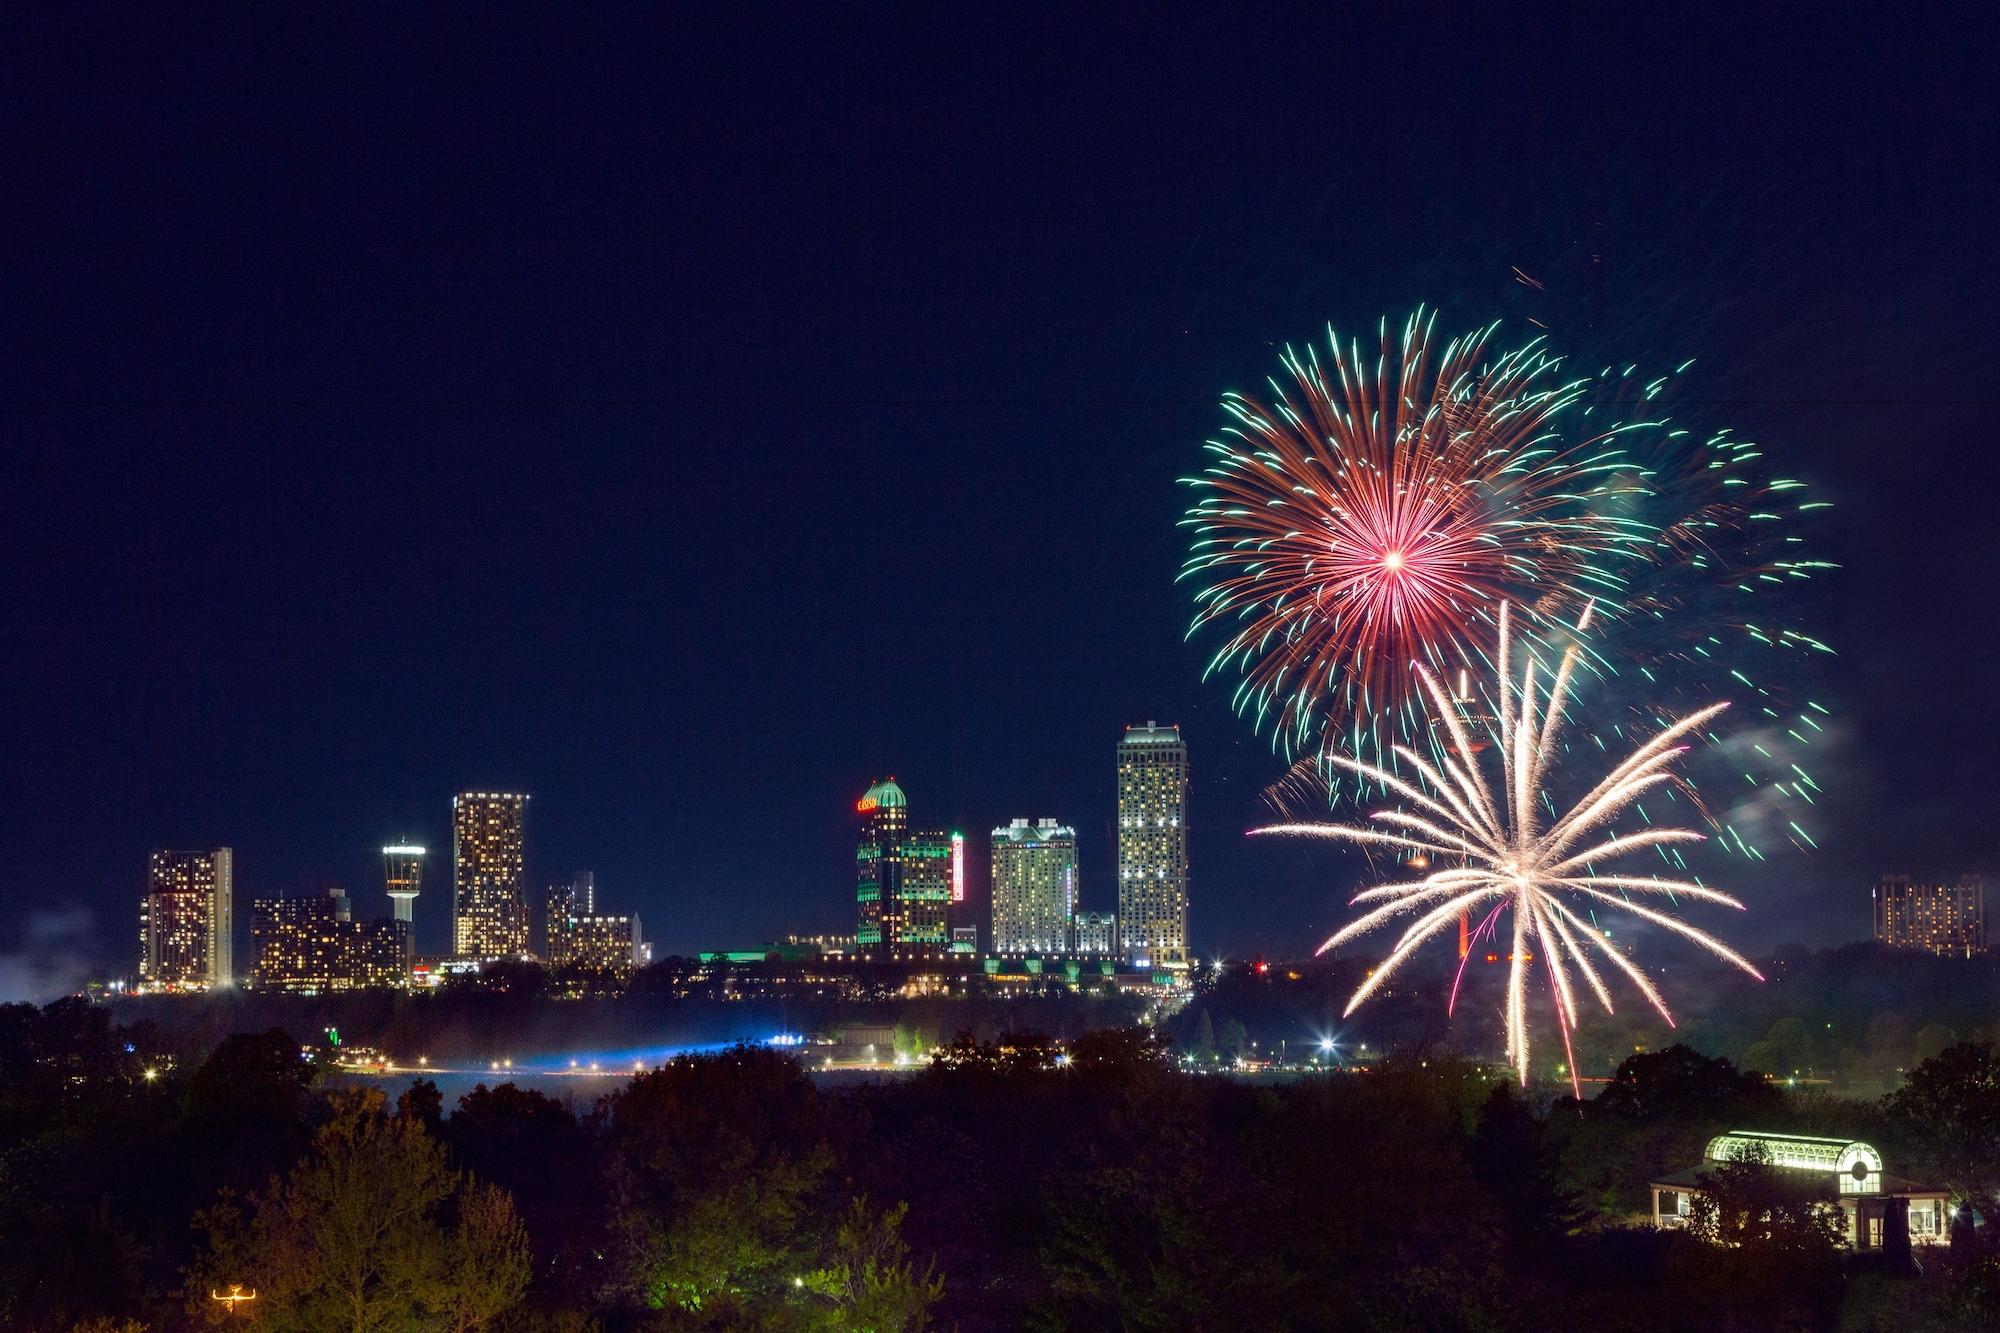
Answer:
xmin=0 ymin=906 xmax=99 ymax=1004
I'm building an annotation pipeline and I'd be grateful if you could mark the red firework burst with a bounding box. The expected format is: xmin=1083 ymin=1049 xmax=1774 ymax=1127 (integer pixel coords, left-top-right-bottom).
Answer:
xmin=1182 ymin=310 xmax=1644 ymax=760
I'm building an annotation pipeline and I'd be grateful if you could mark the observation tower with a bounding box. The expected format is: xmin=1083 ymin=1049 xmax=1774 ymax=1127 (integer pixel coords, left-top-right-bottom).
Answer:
xmin=382 ymin=844 xmax=425 ymax=924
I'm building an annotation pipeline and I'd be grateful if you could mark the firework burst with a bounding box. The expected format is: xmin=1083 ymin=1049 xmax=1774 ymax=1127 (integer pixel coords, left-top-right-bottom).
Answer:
xmin=1180 ymin=310 xmax=1651 ymax=766
xmin=1183 ymin=311 xmax=1834 ymax=854
xmin=1253 ymin=605 xmax=1763 ymax=1094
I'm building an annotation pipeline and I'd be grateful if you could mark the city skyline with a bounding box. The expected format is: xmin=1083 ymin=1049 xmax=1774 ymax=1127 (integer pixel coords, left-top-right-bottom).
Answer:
xmin=105 ymin=761 xmax=2000 ymax=988
xmin=8 ymin=12 xmax=1997 ymax=989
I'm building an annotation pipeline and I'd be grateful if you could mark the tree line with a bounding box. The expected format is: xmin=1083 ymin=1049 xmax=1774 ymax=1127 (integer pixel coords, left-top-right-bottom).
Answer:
xmin=3 ymin=998 xmax=1997 ymax=1330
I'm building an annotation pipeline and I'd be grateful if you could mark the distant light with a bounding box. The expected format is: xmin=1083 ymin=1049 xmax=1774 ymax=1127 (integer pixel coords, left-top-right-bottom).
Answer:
xmin=381 ymin=845 xmax=427 ymax=855
xmin=1319 ymin=1038 xmax=1335 ymax=1052
xmin=143 ymin=1067 xmax=159 ymax=1081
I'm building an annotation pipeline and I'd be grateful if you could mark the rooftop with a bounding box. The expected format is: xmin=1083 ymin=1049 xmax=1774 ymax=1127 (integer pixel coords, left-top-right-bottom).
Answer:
xmin=993 ymin=817 xmax=1075 ymax=841
xmin=857 ymin=778 xmax=907 ymax=812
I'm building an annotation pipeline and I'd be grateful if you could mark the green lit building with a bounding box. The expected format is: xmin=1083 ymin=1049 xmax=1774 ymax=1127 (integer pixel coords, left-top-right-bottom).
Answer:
xmin=855 ymin=777 xmax=951 ymax=960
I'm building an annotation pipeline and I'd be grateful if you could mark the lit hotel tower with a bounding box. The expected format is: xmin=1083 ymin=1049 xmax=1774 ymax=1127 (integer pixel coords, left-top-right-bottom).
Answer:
xmin=140 ymin=848 xmax=234 ymax=988
xmin=1116 ymin=723 xmax=1188 ymax=969
xmin=452 ymin=793 xmax=529 ymax=959
xmin=382 ymin=844 xmax=425 ymax=925
xmin=854 ymin=778 xmax=951 ymax=960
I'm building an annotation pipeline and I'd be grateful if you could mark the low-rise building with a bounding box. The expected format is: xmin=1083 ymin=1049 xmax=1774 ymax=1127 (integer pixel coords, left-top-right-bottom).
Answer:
xmin=1650 ymin=1130 xmax=1950 ymax=1251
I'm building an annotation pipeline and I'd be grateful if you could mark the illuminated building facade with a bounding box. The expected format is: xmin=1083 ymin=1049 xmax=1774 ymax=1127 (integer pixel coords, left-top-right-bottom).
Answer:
xmin=990 ymin=818 xmax=1077 ymax=955
xmin=1072 ymin=910 xmax=1116 ymax=958
xmin=547 ymin=871 xmax=641 ymax=973
xmin=140 ymin=848 xmax=234 ymax=989
xmin=901 ymin=831 xmax=952 ymax=954
xmin=1651 ymin=1131 xmax=1949 ymax=1250
xmin=1116 ymin=723 xmax=1188 ymax=968
xmin=453 ymin=792 xmax=529 ymax=959
xmin=1873 ymin=874 xmax=1986 ymax=957
xmin=250 ymin=889 xmax=407 ymax=992
xmin=568 ymin=914 xmax=644 ymax=973
xmin=854 ymin=778 xmax=950 ymax=960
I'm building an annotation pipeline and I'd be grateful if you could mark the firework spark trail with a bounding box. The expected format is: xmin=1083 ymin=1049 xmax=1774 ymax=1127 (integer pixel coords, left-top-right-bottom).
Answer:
xmin=1183 ymin=312 xmax=1834 ymax=853
xmin=1254 ymin=605 xmax=1764 ymax=1088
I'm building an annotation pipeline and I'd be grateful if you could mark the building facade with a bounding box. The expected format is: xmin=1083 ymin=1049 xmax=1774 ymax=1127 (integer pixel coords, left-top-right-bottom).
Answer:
xmin=140 ymin=848 xmax=234 ymax=989
xmin=990 ymin=818 xmax=1078 ymax=955
xmin=546 ymin=872 xmax=641 ymax=973
xmin=1873 ymin=874 xmax=1986 ymax=957
xmin=1072 ymin=910 xmax=1117 ymax=958
xmin=250 ymin=889 xmax=407 ymax=992
xmin=854 ymin=778 xmax=950 ymax=960
xmin=453 ymin=792 xmax=529 ymax=959
xmin=1116 ymin=723 xmax=1188 ymax=968
xmin=567 ymin=914 xmax=645 ymax=973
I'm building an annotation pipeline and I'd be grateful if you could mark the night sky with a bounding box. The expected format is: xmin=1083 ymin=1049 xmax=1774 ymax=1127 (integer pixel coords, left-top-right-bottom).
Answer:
xmin=4 ymin=8 xmax=1998 ymax=986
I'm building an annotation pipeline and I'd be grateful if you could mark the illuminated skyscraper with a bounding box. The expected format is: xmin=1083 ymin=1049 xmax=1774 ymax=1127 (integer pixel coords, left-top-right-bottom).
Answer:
xmin=1874 ymin=874 xmax=1987 ymax=957
xmin=854 ymin=778 xmax=950 ymax=960
xmin=382 ymin=844 xmax=424 ymax=925
xmin=453 ymin=792 xmax=529 ymax=959
xmin=1117 ymin=723 xmax=1188 ymax=968
xmin=139 ymin=848 xmax=233 ymax=988
xmin=991 ymin=818 xmax=1078 ymax=956
xmin=902 ymin=831 xmax=952 ymax=954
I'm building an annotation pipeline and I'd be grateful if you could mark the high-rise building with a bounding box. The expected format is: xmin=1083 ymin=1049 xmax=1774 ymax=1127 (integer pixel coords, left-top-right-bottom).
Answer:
xmin=1117 ymin=723 xmax=1188 ymax=968
xmin=250 ymin=888 xmax=407 ymax=992
xmin=854 ymin=778 xmax=951 ymax=960
xmin=1874 ymin=874 xmax=1987 ymax=957
xmin=453 ymin=792 xmax=529 ymax=959
xmin=991 ymin=818 xmax=1078 ymax=956
xmin=856 ymin=778 xmax=906 ymax=956
xmin=1072 ymin=910 xmax=1117 ymax=958
xmin=382 ymin=844 xmax=425 ymax=926
xmin=139 ymin=848 xmax=234 ymax=989
xmin=903 ymin=830 xmax=952 ymax=954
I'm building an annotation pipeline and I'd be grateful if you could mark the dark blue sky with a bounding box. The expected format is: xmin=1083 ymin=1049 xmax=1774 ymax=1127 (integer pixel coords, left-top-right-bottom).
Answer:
xmin=3 ymin=7 xmax=1997 ymax=977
